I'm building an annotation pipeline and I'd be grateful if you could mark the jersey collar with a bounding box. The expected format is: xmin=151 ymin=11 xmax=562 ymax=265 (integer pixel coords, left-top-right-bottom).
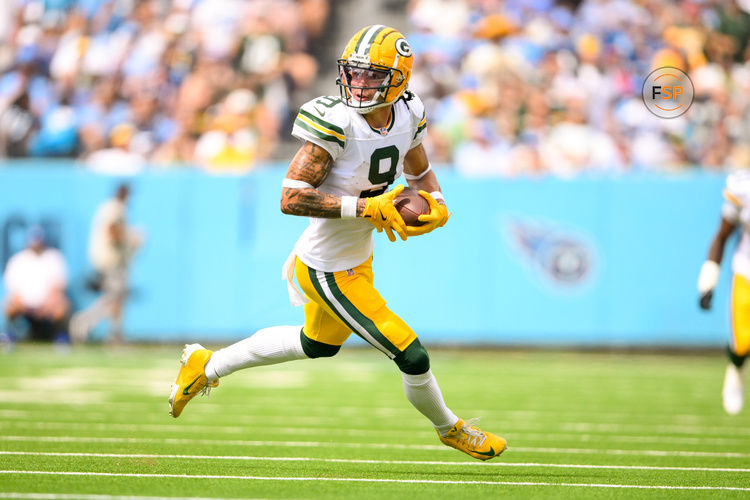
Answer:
xmin=365 ymin=106 xmax=396 ymax=136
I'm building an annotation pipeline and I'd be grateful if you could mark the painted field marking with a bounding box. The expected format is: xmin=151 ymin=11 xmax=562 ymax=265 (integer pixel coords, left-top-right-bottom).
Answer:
xmin=0 ymin=402 xmax=740 ymax=427
xmin=2 ymin=451 xmax=749 ymax=473
xmin=1 ymin=471 xmax=748 ymax=491
xmin=3 ymin=421 xmax=749 ymax=446
xmin=3 ymin=417 xmax=750 ymax=444
xmin=2 ymin=436 xmax=750 ymax=458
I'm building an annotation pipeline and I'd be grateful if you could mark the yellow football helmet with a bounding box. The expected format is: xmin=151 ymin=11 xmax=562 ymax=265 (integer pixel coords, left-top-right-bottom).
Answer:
xmin=337 ymin=25 xmax=414 ymax=113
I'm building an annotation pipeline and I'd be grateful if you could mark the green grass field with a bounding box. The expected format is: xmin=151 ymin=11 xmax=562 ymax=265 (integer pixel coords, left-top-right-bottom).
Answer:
xmin=1 ymin=344 xmax=749 ymax=499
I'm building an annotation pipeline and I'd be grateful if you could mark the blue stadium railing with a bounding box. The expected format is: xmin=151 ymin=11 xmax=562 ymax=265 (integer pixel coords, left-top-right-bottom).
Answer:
xmin=0 ymin=162 xmax=730 ymax=346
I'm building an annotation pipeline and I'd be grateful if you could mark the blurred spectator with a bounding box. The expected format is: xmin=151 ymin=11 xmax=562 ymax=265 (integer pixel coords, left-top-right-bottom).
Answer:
xmin=193 ymin=88 xmax=262 ymax=173
xmin=0 ymin=90 xmax=36 ymax=157
xmin=0 ymin=0 xmax=329 ymax=169
xmin=2 ymin=225 xmax=70 ymax=343
xmin=76 ymin=77 xmax=129 ymax=156
xmin=716 ymin=1 xmax=750 ymax=62
xmin=538 ymin=96 xmax=624 ymax=176
xmin=407 ymin=0 xmax=750 ymax=175
xmin=70 ymin=184 xmax=144 ymax=344
xmin=27 ymin=91 xmax=79 ymax=157
xmin=4 ymin=0 xmax=750 ymax=175
xmin=454 ymin=118 xmax=514 ymax=177
xmin=85 ymin=123 xmax=146 ymax=174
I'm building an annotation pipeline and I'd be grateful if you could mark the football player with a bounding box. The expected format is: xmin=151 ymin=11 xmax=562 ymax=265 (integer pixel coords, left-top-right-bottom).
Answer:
xmin=699 ymin=170 xmax=750 ymax=414
xmin=169 ymin=25 xmax=507 ymax=460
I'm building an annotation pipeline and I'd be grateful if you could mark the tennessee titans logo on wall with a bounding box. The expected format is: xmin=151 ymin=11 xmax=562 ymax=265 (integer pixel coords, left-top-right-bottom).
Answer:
xmin=507 ymin=219 xmax=594 ymax=286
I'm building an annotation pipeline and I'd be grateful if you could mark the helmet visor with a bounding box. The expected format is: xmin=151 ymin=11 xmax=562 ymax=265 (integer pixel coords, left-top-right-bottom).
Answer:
xmin=343 ymin=67 xmax=389 ymax=87
xmin=340 ymin=65 xmax=389 ymax=103
xmin=337 ymin=60 xmax=401 ymax=110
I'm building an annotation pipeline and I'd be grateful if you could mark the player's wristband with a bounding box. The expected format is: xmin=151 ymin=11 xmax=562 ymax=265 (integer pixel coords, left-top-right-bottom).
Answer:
xmin=430 ymin=191 xmax=445 ymax=203
xmin=341 ymin=196 xmax=358 ymax=218
xmin=404 ymin=164 xmax=432 ymax=181
xmin=698 ymin=260 xmax=720 ymax=293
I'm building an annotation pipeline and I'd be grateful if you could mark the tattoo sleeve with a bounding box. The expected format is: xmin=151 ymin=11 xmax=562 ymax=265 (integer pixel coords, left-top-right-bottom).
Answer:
xmin=280 ymin=142 xmax=349 ymax=218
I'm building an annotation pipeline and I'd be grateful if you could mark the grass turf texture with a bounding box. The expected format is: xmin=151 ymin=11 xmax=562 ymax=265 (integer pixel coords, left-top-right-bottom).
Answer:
xmin=0 ymin=344 xmax=749 ymax=499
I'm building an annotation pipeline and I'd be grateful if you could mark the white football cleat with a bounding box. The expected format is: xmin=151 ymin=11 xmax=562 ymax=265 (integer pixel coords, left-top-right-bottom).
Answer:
xmin=722 ymin=364 xmax=745 ymax=415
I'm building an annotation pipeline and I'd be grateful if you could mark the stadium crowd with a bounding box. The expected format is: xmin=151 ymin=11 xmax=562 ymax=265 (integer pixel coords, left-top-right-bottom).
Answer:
xmin=408 ymin=0 xmax=750 ymax=176
xmin=0 ymin=0 xmax=329 ymax=172
xmin=0 ymin=0 xmax=749 ymax=176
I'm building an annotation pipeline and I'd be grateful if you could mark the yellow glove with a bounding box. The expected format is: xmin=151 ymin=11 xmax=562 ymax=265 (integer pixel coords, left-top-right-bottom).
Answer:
xmin=361 ymin=184 xmax=407 ymax=242
xmin=405 ymin=190 xmax=452 ymax=237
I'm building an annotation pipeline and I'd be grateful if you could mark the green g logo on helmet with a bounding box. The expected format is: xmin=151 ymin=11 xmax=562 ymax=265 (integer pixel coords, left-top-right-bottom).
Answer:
xmin=395 ymin=38 xmax=412 ymax=58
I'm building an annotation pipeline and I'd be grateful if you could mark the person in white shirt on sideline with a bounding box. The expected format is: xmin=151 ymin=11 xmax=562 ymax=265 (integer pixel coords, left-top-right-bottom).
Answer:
xmin=3 ymin=225 xmax=69 ymax=342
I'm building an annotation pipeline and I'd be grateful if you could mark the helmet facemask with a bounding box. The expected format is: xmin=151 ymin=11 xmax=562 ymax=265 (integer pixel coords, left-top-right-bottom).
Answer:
xmin=336 ymin=59 xmax=405 ymax=114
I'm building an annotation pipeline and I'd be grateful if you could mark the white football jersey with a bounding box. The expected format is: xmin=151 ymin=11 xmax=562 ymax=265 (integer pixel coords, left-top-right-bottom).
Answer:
xmin=723 ymin=170 xmax=750 ymax=279
xmin=290 ymin=92 xmax=427 ymax=272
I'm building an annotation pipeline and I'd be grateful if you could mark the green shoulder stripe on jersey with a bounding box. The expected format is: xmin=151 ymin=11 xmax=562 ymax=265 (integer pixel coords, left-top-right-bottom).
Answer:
xmin=413 ymin=111 xmax=427 ymax=139
xmin=295 ymin=114 xmax=345 ymax=147
xmin=295 ymin=118 xmax=345 ymax=147
xmin=413 ymin=123 xmax=426 ymax=140
xmin=299 ymin=109 xmax=345 ymax=136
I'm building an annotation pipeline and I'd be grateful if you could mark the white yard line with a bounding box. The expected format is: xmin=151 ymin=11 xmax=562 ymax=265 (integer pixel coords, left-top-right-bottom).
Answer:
xmin=3 ymin=421 xmax=748 ymax=445
xmin=0 ymin=421 xmax=409 ymax=438
xmin=2 ymin=436 xmax=749 ymax=458
xmin=556 ymin=422 xmax=750 ymax=436
xmin=3 ymin=420 xmax=750 ymax=443
xmin=0 ymin=410 xmax=343 ymax=427
xmin=510 ymin=446 xmax=750 ymax=458
xmin=0 ymin=471 xmax=748 ymax=491
xmin=0 ymin=403 xmax=739 ymax=426
xmin=1 ymin=451 xmax=749 ymax=473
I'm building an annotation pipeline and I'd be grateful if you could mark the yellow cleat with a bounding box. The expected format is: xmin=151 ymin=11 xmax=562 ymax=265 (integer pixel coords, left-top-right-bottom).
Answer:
xmin=168 ymin=343 xmax=218 ymax=418
xmin=437 ymin=418 xmax=507 ymax=461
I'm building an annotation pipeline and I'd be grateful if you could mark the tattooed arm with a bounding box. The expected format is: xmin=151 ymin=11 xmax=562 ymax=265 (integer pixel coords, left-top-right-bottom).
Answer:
xmin=280 ymin=141 xmax=366 ymax=218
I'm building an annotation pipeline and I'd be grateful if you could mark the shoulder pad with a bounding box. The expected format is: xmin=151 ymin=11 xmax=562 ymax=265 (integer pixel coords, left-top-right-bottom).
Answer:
xmin=402 ymin=91 xmax=427 ymax=148
xmin=300 ymin=96 xmax=350 ymax=129
xmin=293 ymin=96 xmax=350 ymax=156
xmin=403 ymin=91 xmax=426 ymax=123
xmin=724 ymin=171 xmax=750 ymax=207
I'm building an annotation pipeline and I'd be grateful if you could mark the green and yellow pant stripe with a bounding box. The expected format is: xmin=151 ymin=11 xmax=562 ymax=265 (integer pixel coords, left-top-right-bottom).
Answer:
xmin=295 ymin=256 xmax=417 ymax=357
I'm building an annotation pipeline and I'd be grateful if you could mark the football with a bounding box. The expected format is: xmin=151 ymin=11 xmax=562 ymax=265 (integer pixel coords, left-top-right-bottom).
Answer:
xmin=394 ymin=187 xmax=430 ymax=226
